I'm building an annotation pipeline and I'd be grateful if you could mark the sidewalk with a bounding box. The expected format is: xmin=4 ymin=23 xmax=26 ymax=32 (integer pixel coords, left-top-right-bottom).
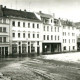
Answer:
xmin=41 ymin=52 xmax=80 ymax=63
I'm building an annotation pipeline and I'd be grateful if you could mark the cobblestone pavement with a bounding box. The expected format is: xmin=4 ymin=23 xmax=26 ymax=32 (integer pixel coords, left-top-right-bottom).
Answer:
xmin=0 ymin=57 xmax=80 ymax=80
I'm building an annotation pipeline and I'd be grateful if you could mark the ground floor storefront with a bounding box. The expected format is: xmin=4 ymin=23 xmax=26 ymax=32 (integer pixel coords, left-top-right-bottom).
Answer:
xmin=42 ymin=43 xmax=61 ymax=54
xmin=11 ymin=41 xmax=42 ymax=57
xmin=0 ymin=45 xmax=9 ymax=57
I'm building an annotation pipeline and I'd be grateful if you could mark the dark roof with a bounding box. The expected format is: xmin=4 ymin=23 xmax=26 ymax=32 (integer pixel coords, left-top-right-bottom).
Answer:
xmin=38 ymin=12 xmax=52 ymax=18
xmin=60 ymin=19 xmax=75 ymax=26
xmin=1 ymin=8 xmax=40 ymax=21
xmin=75 ymin=22 xmax=80 ymax=29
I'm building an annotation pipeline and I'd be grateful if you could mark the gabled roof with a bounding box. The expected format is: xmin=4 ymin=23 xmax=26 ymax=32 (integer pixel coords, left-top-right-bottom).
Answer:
xmin=38 ymin=12 xmax=52 ymax=18
xmin=1 ymin=7 xmax=41 ymax=21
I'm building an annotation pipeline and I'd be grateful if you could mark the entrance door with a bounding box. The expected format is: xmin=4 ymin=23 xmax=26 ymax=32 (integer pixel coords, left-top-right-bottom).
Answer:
xmin=5 ymin=47 xmax=8 ymax=57
xmin=19 ymin=46 xmax=21 ymax=56
xmin=2 ymin=47 xmax=4 ymax=57
xmin=0 ymin=47 xmax=1 ymax=57
xmin=37 ymin=47 xmax=40 ymax=56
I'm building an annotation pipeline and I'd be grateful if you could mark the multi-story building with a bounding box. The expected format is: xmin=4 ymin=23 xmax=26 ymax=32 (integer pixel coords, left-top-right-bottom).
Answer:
xmin=0 ymin=5 xmax=79 ymax=57
xmin=0 ymin=17 xmax=10 ymax=57
xmin=38 ymin=12 xmax=62 ymax=54
xmin=61 ymin=20 xmax=77 ymax=52
xmin=0 ymin=5 xmax=43 ymax=56
xmin=75 ymin=22 xmax=80 ymax=51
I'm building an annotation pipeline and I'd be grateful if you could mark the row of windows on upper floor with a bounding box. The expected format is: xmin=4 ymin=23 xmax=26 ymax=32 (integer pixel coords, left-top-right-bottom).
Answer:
xmin=0 ymin=27 xmax=7 ymax=32
xmin=63 ymin=46 xmax=75 ymax=51
xmin=43 ymin=26 xmax=59 ymax=32
xmin=63 ymin=39 xmax=75 ymax=43
xmin=63 ymin=26 xmax=75 ymax=30
xmin=43 ymin=35 xmax=60 ymax=41
xmin=12 ymin=33 xmax=40 ymax=38
xmin=12 ymin=21 xmax=40 ymax=29
xmin=63 ymin=32 xmax=75 ymax=36
xmin=0 ymin=18 xmax=8 ymax=24
xmin=0 ymin=37 xmax=7 ymax=43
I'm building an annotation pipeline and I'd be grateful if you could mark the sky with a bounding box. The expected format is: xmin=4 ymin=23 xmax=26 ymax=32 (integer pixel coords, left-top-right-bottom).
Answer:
xmin=0 ymin=0 xmax=80 ymax=22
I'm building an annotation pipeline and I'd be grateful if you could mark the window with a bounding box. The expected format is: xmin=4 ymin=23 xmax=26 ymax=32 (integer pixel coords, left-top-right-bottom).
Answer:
xmin=43 ymin=35 xmax=45 ymax=40
xmin=58 ymin=36 xmax=59 ymax=40
xmin=63 ymin=39 xmax=64 ymax=43
xmin=55 ymin=27 xmax=56 ymax=32
xmin=37 ymin=41 xmax=39 ymax=45
xmin=72 ymin=33 xmax=75 ymax=36
xmin=47 ymin=35 xmax=49 ymax=40
xmin=51 ymin=35 xmax=53 ymax=40
xmin=44 ymin=26 xmax=45 ymax=31
xmin=0 ymin=18 xmax=2 ymax=23
xmin=0 ymin=27 xmax=2 ymax=32
xmin=28 ymin=23 xmax=30 ymax=28
xmin=28 ymin=33 xmax=30 ymax=38
xmin=51 ymin=26 xmax=53 ymax=32
xmin=33 ymin=34 xmax=35 ymax=38
xmin=69 ymin=39 xmax=70 ymax=43
xmin=33 ymin=23 xmax=35 ymax=28
xmin=63 ymin=46 xmax=66 ymax=50
xmin=37 ymin=24 xmax=39 ymax=28
xmin=13 ymin=33 xmax=15 ymax=37
xmin=65 ymin=39 xmax=66 ymax=43
xmin=63 ymin=32 xmax=64 ymax=36
xmin=3 ymin=18 xmax=6 ymax=23
xmin=18 ymin=33 xmax=20 ymax=38
xmin=23 ymin=22 xmax=25 ymax=27
xmin=65 ymin=32 xmax=66 ymax=36
xmin=18 ymin=22 xmax=20 ymax=27
xmin=3 ymin=37 xmax=6 ymax=42
xmin=68 ymin=33 xmax=70 ymax=36
xmin=55 ymin=36 xmax=56 ymax=40
xmin=23 ymin=33 xmax=25 ymax=38
xmin=51 ymin=19 xmax=52 ymax=23
xmin=0 ymin=37 xmax=2 ymax=42
xmin=3 ymin=27 xmax=6 ymax=32
xmin=58 ymin=27 xmax=59 ymax=32
xmin=73 ymin=46 xmax=75 ymax=50
xmin=12 ymin=21 xmax=15 ymax=26
xmin=37 ymin=34 xmax=39 ymax=38
xmin=47 ymin=26 xmax=49 ymax=31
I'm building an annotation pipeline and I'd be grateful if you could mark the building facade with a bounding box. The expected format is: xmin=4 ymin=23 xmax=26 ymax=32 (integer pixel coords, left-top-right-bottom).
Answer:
xmin=61 ymin=20 xmax=77 ymax=52
xmin=0 ymin=5 xmax=79 ymax=57
xmin=38 ymin=12 xmax=62 ymax=54
xmin=0 ymin=17 xmax=10 ymax=57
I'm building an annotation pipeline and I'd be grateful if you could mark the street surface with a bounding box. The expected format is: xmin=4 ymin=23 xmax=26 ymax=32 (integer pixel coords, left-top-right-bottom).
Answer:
xmin=0 ymin=52 xmax=80 ymax=80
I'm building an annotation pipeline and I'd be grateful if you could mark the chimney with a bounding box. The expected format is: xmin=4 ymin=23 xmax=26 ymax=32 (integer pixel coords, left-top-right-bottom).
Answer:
xmin=24 ymin=9 xmax=26 ymax=12
xmin=4 ymin=6 xmax=6 ymax=8
xmin=0 ymin=5 xmax=3 ymax=9
xmin=39 ymin=11 xmax=42 ymax=14
xmin=0 ymin=5 xmax=3 ymax=17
